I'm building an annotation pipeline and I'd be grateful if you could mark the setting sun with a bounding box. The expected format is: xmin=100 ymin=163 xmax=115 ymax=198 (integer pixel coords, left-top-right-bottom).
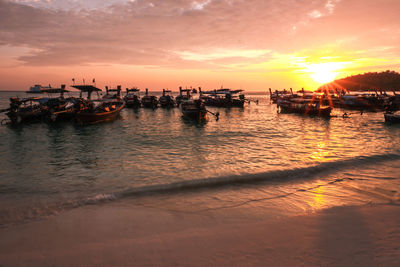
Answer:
xmin=306 ymin=62 xmax=345 ymax=84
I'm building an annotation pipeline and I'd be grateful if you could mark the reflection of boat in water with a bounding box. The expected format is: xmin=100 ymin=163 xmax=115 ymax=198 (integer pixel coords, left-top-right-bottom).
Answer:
xmin=72 ymin=85 xmax=125 ymax=124
xmin=384 ymin=111 xmax=400 ymax=123
xmin=124 ymin=87 xmax=141 ymax=108
xmin=277 ymin=98 xmax=332 ymax=117
xmin=141 ymin=88 xmax=158 ymax=108
xmin=159 ymin=89 xmax=175 ymax=108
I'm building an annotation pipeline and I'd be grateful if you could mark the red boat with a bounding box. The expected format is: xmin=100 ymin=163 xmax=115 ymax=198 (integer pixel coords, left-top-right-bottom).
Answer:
xmin=72 ymin=85 xmax=125 ymax=124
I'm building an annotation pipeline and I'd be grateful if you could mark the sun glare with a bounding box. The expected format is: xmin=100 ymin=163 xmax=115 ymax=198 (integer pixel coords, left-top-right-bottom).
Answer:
xmin=304 ymin=62 xmax=346 ymax=84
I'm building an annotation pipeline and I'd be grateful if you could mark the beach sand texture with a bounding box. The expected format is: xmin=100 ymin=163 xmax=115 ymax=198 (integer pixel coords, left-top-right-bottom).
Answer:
xmin=1 ymin=200 xmax=399 ymax=266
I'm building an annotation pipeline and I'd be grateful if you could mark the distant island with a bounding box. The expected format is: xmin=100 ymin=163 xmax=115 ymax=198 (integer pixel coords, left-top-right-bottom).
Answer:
xmin=319 ymin=70 xmax=400 ymax=92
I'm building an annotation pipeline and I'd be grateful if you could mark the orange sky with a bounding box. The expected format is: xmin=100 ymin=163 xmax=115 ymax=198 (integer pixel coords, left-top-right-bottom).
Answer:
xmin=1 ymin=0 xmax=400 ymax=91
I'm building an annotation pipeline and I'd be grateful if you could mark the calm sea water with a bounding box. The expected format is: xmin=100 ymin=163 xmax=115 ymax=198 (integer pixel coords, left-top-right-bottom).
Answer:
xmin=0 ymin=91 xmax=399 ymax=225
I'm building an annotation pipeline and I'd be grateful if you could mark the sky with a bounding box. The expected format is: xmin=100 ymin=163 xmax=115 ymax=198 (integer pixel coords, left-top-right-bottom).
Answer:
xmin=0 ymin=0 xmax=400 ymax=91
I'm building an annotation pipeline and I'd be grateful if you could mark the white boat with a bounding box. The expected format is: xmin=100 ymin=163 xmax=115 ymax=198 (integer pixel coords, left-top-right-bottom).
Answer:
xmin=26 ymin=84 xmax=52 ymax=94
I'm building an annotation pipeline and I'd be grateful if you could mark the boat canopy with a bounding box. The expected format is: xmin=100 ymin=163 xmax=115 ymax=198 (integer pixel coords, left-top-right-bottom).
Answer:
xmin=42 ymin=88 xmax=69 ymax=93
xmin=71 ymin=85 xmax=102 ymax=92
xmin=203 ymin=89 xmax=244 ymax=95
xmin=127 ymin=88 xmax=140 ymax=92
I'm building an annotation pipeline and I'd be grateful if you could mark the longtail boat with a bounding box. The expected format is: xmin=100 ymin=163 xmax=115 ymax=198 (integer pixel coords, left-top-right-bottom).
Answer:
xmin=176 ymin=87 xmax=192 ymax=107
xmin=269 ymin=88 xmax=294 ymax=103
xmin=40 ymin=85 xmax=78 ymax=122
xmin=180 ymin=99 xmax=208 ymax=121
xmin=2 ymin=97 xmax=43 ymax=124
xmin=277 ymin=98 xmax=332 ymax=117
xmin=202 ymin=88 xmax=245 ymax=107
xmin=102 ymin=85 xmax=122 ymax=100
xmin=337 ymin=94 xmax=386 ymax=111
xmin=159 ymin=89 xmax=175 ymax=108
xmin=141 ymin=88 xmax=158 ymax=108
xmin=72 ymin=85 xmax=125 ymax=124
xmin=124 ymin=87 xmax=141 ymax=108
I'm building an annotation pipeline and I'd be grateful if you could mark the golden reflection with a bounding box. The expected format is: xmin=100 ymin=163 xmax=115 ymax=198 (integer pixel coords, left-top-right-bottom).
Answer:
xmin=310 ymin=141 xmax=331 ymax=162
xmin=307 ymin=186 xmax=326 ymax=210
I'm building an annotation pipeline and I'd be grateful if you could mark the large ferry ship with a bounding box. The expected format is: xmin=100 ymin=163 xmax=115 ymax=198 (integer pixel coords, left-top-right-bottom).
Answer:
xmin=26 ymin=84 xmax=52 ymax=94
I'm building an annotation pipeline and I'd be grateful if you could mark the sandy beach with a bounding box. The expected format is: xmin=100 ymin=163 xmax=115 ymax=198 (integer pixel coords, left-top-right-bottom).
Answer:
xmin=1 ymin=199 xmax=399 ymax=266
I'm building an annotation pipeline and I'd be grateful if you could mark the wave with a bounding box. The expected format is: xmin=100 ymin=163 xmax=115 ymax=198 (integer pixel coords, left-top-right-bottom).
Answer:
xmin=2 ymin=151 xmax=399 ymax=227
xmin=110 ymin=151 xmax=400 ymax=197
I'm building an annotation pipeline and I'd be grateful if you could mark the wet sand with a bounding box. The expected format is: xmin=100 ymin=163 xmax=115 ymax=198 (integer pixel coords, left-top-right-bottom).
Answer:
xmin=1 ymin=200 xmax=399 ymax=266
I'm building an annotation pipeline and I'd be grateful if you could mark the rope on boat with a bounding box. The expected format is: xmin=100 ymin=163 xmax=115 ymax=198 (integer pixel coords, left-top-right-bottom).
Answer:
xmin=246 ymin=99 xmax=259 ymax=105
xmin=207 ymin=110 xmax=220 ymax=121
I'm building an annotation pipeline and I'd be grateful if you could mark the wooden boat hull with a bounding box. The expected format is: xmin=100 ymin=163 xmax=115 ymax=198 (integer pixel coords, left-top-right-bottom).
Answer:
xmin=278 ymin=102 xmax=332 ymax=117
xmin=76 ymin=102 xmax=125 ymax=124
xmin=6 ymin=107 xmax=43 ymax=124
xmin=180 ymin=100 xmax=207 ymax=121
xmin=182 ymin=109 xmax=207 ymax=121
xmin=141 ymin=96 xmax=158 ymax=109
xmin=204 ymin=98 xmax=245 ymax=108
xmin=159 ymin=96 xmax=175 ymax=108
xmin=48 ymin=108 xmax=77 ymax=122
xmin=124 ymin=99 xmax=141 ymax=108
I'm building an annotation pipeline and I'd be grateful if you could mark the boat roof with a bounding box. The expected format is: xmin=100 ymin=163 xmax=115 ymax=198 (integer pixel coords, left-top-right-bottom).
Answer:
xmin=71 ymin=85 xmax=102 ymax=92
xmin=42 ymin=88 xmax=69 ymax=93
xmin=127 ymin=88 xmax=140 ymax=92
xmin=204 ymin=89 xmax=244 ymax=95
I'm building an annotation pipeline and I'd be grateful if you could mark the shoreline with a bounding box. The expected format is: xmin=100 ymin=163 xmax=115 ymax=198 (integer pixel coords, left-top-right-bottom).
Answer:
xmin=1 ymin=199 xmax=399 ymax=266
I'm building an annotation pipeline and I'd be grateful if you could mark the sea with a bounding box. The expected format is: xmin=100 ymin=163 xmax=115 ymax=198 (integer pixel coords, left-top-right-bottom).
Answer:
xmin=0 ymin=90 xmax=399 ymax=227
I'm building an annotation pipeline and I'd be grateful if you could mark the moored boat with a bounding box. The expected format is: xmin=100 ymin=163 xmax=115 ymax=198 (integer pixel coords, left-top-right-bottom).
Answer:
xmin=338 ymin=94 xmax=386 ymax=111
xmin=158 ymin=89 xmax=175 ymax=108
xmin=72 ymin=85 xmax=125 ymax=124
xmin=269 ymin=88 xmax=293 ymax=103
xmin=176 ymin=87 xmax=192 ymax=107
xmin=141 ymin=88 xmax=158 ymax=108
xmin=277 ymin=98 xmax=332 ymax=117
xmin=3 ymin=97 xmax=44 ymax=124
xmin=40 ymin=85 xmax=77 ymax=122
xmin=202 ymin=88 xmax=246 ymax=108
xmin=102 ymin=85 xmax=122 ymax=100
xmin=180 ymin=98 xmax=208 ymax=121
xmin=124 ymin=87 xmax=141 ymax=108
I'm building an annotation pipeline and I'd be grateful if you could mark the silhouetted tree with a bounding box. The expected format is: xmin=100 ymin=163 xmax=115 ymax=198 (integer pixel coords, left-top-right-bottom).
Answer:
xmin=318 ymin=70 xmax=400 ymax=92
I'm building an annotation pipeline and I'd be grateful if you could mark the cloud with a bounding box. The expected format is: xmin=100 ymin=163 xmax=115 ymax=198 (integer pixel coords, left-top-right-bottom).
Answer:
xmin=1 ymin=0 xmax=400 ymax=70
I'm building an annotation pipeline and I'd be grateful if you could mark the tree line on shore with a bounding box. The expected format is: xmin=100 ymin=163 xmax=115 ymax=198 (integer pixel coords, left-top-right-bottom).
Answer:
xmin=319 ymin=70 xmax=400 ymax=91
